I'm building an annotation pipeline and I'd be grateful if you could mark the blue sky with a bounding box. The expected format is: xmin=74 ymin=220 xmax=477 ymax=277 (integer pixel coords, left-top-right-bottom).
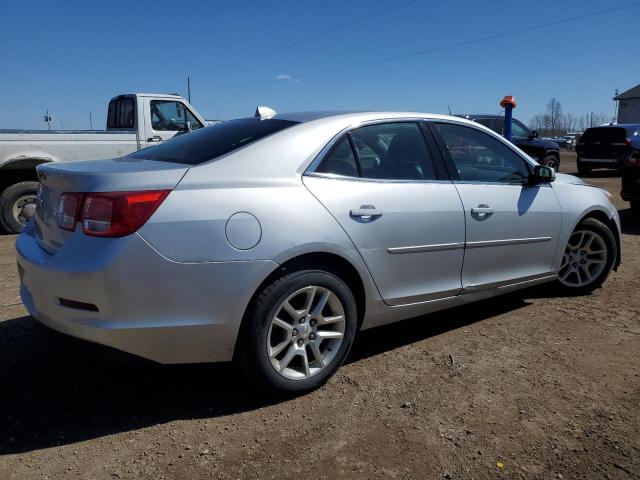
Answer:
xmin=1 ymin=0 xmax=638 ymax=129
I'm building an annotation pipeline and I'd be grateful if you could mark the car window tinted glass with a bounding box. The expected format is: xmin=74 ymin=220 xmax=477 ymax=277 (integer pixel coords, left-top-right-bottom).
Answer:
xmin=107 ymin=98 xmax=134 ymax=129
xmin=316 ymin=136 xmax=359 ymax=177
xmin=435 ymin=123 xmax=530 ymax=183
xmin=475 ymin=118 xmax=503 ymax=135
xmin=350 ymin=123 xmax=436 ymax=180
xmin=580 ymin=127 xmax=627 ymax=143
xmin=130 ymin=118 xmax=299 ymax=165
xmin=511 ymin=120 xmax=529 ymax=138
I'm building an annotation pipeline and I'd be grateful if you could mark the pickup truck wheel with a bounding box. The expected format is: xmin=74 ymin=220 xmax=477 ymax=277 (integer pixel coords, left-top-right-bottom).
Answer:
xmin=0 ymin=181 xmax=39 ymax=234
xmin=543 ymin=155 xmax=559 ymax=170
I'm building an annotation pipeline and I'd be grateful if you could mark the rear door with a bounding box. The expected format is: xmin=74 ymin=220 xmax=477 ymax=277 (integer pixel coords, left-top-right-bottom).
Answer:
xmin=429 ymin=121 xmax=562 ymax=291
xmin=304 ymin=121 xmax=465 ymax=306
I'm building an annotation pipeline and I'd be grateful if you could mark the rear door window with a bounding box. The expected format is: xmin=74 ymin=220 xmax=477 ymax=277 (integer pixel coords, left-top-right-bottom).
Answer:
xmin=130 ymin=118 xmax=299 ymax=165
xmin=350 ymin=122 xmax=437 ymax=180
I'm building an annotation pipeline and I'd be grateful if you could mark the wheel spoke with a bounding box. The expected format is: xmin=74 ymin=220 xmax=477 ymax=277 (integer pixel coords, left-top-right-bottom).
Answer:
xmin=273 ymin=317 xmax=293 ymax=331
xmin=301 ymin=348 xmax=311 ymax=377
xmin=278 ymin=345 xmax=298 ymax=372
xmin=282 ymin=302 xmax=303 ymax=321
xmin=303 ymin=286 xmax=317 ymax=315
xmin=309 ymin=341 xmax=325 ymax=369
xmin=316 ymin=330 xmax=343 ymax=340
xmin=311 ymin=289 xmax=331 ymax=317
xmin=269 ymin=340 xmax=290 ymax=358
xmin=580 ymin=265 xmax=592 ymax=282
xmin=559 ymin=266 xmax=572 ymax=281
xmin=587 ymin=259 xmax=605 ymax=266
xmin=320 ymin=314 xmax=344 ymax=325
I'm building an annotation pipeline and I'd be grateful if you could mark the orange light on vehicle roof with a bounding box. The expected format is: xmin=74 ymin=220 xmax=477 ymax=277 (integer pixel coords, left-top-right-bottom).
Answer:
xmin=499 ymin=95 xmax=516 ymax=108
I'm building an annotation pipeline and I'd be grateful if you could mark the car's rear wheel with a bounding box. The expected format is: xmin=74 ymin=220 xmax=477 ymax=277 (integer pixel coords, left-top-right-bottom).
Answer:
xmin=237 ymin=270 xmax=357 ymax=393
xmin=543 ymin=155 xmax=559 ymax=170
xmin=556 ymin=218 xmax=616 ymax=295
xmin=0 ymin=181 xmax=39 ymax=234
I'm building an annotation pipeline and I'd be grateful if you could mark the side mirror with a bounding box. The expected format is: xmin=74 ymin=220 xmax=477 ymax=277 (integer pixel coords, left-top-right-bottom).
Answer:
xmin=530 ymin=129 xmax=539 ymax=139
xmin=530 ymin=164 xmax=555 ymax=184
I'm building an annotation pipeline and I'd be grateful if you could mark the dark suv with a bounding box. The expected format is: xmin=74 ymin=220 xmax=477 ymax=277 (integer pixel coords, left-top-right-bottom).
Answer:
xmin=456 ymin=114 xmax=561 ymax=169
xmin=576 ymin=124 xmax=640 ymax=175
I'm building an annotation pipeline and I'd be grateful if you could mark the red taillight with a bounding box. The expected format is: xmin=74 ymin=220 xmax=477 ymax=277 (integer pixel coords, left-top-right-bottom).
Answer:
xmin=57 ymin=193 xmax=83 ymax=231
xmin=58 ymin=190 xmax=169 ymax=237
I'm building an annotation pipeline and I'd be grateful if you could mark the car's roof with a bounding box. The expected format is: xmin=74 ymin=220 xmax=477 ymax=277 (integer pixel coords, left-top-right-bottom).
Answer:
xmin=455 ymin=113 xmax=505 ymax=119
xmin=586 ymin=124 xmax=640 ymax=129
xmin=273 ymin=110 xmax=471 ymax=125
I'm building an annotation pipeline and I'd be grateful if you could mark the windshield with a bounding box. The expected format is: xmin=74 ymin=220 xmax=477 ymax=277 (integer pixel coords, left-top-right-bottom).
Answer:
xmin=130 ymin=118 xmax=299 ymax=165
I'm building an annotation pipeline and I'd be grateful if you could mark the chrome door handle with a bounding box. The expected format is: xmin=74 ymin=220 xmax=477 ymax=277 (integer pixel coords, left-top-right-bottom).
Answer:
xmin=350 ymin=206 xmax=383 ymax=218
xmin=471 ymin=205 xmax=494 ymax=215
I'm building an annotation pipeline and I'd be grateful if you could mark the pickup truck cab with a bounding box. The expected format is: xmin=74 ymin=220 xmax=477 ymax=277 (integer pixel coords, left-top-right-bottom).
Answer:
xmin=0 ymin=93 xmax=207 ymax=233
xmin=456 ymin=114 xmax=561 ymax=170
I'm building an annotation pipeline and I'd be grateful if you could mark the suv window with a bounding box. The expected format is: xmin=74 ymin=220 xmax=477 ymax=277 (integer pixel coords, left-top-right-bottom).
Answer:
xmin=107 ymin=97 xmax=134 ymax=129
xmin=350 ymin=123 xmax=436 ymax=180
xmin=130 ymin=118 xmax=298 ymax=165
xmin=150 ymin=100 xmax=204 ymax=131
xmin=316 ymin=137 xmax=359 ymax=177
xmin=434 ymin=122 xmax=530 ymax=183
xmin=474 ymin=118 xmax=503 ymax=135
xmin=511 ymin=120 xmax=530 ymax=138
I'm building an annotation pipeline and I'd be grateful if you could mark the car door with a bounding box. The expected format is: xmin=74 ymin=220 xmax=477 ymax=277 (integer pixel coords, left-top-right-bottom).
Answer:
xmin=303 ymin=121 xmax=465 ymax=306
xmin=429 ymin=121 xmax=562 ymax=291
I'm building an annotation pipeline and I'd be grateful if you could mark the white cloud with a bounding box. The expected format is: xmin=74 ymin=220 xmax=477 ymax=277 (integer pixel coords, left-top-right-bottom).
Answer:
xmin=275 ymin=74 xmax=292 ymax=80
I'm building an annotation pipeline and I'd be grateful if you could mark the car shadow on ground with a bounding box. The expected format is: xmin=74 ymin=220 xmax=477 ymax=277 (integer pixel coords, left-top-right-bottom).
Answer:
xmin=0 ymin=294 xmax=530 ymax=455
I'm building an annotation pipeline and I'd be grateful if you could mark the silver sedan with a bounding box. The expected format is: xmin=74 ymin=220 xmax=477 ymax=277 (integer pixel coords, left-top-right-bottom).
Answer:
xmin=16 ymin=110 xmax=621 ymax=392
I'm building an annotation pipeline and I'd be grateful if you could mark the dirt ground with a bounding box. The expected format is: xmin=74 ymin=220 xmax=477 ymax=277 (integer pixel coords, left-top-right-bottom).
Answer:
xmin=0 ymin=151 xmax=638 ymax=480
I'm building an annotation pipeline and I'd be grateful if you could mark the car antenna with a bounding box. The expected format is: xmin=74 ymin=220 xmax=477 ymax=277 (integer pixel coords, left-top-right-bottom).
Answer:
xmin=447 ymin=105 xmax=452 ymax=115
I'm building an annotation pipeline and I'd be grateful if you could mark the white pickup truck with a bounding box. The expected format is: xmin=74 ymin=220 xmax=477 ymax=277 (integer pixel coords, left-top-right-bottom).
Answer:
xmin=0 ymin=93 xmax=208 ymax=233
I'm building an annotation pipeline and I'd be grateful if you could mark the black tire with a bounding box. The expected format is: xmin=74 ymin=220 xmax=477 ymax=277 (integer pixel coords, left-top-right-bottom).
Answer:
xmin=555 ymin=218 xmax=616 ymax=295
xmin=543 ymin=155 xmax=559 ymax=170
xmin=0 ymin=181 xmax=39 ymax=234
xmin=236 ymin=269 xmax=357 ymax=393
xmin=577 ymin=160 xmax=591 ymax=176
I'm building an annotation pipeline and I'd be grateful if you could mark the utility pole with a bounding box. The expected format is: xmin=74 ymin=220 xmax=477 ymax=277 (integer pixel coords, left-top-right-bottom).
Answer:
xmin=614 ymin=88 xmax=619 ymax=123
xmin=590 ymin=112 xmax=593 ymax=128
xmin=44 ymin=110 xmax=53 ymax=130
xmin=89 ymin=111 xmax=93 ymax=130
xmin=187 ymin=76 xmax=191 ymax=103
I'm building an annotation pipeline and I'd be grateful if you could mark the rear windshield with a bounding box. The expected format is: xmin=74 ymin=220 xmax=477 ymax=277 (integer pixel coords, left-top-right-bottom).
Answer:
xmin=580 ymin=127 xmax=628 ymax=143
xmin=130 ymin=118 xmax=299 ymax=165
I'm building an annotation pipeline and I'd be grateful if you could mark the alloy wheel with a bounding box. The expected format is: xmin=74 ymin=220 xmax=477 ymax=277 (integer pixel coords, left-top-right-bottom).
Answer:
xmin=267 ymin=285 xmax=346 ymax=380
xmin=558 ymin=230 xmax=608 ymax=288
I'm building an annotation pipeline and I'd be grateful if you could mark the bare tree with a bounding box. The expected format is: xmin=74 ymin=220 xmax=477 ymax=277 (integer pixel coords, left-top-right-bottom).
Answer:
xmin=529 ymin=99 xmax=611 ymax=135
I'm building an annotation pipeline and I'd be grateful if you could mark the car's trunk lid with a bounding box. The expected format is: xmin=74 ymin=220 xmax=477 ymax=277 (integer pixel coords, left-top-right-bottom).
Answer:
xmin=34 ymin=157 xmax=188 ymax=254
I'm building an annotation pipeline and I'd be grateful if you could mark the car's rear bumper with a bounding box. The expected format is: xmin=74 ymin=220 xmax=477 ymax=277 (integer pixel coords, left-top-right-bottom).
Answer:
xmin=16 ymin=222 xmax=277 ymax=363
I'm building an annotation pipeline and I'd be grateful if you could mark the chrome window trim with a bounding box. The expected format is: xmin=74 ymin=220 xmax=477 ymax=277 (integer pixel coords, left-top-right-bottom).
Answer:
xmin=304 ymin=171 xmax=452 ymax=185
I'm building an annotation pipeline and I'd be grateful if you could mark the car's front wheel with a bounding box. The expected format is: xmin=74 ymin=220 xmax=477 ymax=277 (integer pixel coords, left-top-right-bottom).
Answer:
xmin=543 ymin=155 xmax=559 ymax=170
xmin=577 ymin=159 xmax=591 ymax=176
xmin=237 ymin=269 xmax=357 ymax=393
xmin=556 ymin=218 xmax=616 ymax=295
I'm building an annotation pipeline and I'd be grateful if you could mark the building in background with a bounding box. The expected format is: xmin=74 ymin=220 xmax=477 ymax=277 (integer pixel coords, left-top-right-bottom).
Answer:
xmin=615 ymin=84 xmax=640 ymax=123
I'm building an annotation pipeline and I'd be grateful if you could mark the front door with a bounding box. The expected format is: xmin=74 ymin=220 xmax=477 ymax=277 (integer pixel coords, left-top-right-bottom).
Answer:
xmin=304 ymin=121 xmax=465 ymax=305
xmin=430 ymin=121 xmax=562 ymax=291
